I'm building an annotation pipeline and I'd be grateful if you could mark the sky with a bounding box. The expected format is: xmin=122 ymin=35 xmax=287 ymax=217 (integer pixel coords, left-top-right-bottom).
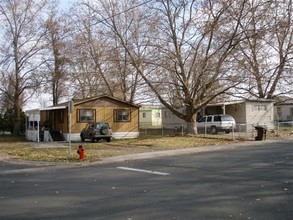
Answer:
xmin=58 ymin=0 xmax=74 ymax=11
xmin=24 ymin=0 xmax=76 ymax=111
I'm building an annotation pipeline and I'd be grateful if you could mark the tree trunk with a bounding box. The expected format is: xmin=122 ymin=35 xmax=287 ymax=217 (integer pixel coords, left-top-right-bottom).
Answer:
xmin=12 ymin=106 xmax=21 ymax=136
xmin=185 ymin=109 xmax=198 ymax=135
xmin=186 ymin=121 xmax=198 ymax=135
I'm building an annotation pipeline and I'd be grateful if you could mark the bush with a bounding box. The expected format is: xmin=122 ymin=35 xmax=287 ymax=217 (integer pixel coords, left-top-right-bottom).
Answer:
xmin=0 ymin=109 xmax=26 ymax=134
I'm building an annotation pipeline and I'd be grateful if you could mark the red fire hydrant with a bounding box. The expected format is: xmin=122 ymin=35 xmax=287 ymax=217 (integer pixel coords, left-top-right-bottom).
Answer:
xmin=77 ymin=145 xmax=85 ymax=160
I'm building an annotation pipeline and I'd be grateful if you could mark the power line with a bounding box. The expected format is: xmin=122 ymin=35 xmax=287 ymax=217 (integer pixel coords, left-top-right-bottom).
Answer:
xmin=85 ymin=0 xmax=154 ymax=26
xmin=63 ymin=0 xmax=154 ymax=38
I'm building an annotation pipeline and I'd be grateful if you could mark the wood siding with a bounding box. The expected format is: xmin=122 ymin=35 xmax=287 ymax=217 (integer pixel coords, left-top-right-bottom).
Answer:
xmin=40 ymin=97 xmax=139 ymax=134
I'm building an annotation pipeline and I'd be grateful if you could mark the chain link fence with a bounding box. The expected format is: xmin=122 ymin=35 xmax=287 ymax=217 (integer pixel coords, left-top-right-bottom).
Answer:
xmin=139 ymin=122 xmax=293 ymax=140
xmin=275 ymin=121 xmax=293 ymax=137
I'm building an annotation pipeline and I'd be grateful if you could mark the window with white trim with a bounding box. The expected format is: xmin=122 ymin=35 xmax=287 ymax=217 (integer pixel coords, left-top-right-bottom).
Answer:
xmin=252 ymin=104 xmax=267 ymax=111
xmin=78 ymin=109 xmax=95 ymax=122
xmin=114 ymin=109 xmax=130 ymax=122
xmin=154 ymin=112 xmax=161 ymax=118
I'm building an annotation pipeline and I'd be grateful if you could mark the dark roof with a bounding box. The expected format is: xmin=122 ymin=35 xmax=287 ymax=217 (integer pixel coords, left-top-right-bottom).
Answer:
xmin=49 ymin=95 xmax=140 ymax=108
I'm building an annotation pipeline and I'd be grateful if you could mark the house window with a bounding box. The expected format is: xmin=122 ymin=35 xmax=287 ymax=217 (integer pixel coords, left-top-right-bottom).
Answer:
xmin=253 ymin=104 xmax=267 ymax=111
xmin=142 ymin=112 xmax=146 ymax=118
xmin=154 ymin=112 xmax=161 ymax=118
xmin=114 ymin=109 xmax=130 ymax=122
xmin=78 ymin=109 xmax=95 ymax=122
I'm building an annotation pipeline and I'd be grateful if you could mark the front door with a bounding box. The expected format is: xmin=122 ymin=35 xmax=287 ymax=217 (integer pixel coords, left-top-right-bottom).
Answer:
xmin=48 ymin=111 xmax=56 ymax=130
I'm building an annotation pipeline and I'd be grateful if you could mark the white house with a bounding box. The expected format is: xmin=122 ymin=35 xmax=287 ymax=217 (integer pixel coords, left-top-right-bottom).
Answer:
xmin=25 ymin=109 xmax=40 ymax=141
xmin=161 ymin=99 xmax=275 ymax=131
xmin=139 ymin=106 xmax=162 ymax=128
xmin=274 ymin=97 xmax=293 ymax=122
xmin=25 ymin=108 xmax=60 ymax=142
xmin=162 ymin=107 xmax=186 ymax=130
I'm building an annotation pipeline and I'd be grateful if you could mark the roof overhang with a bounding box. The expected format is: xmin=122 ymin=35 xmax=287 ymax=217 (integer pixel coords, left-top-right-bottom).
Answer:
xmin=39 ymin=105 xmax=67 ymax=111
xmin=25 ymin=108 xmax=41 ymax=113
xmin=207 ymin=100 xmax=244 ymax=106
xmin=207 ymin=99 xmax=274 ymax=107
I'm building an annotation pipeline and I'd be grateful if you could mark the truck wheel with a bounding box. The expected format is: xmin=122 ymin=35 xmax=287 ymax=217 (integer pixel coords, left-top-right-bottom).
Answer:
xmin=90 ymin=135 xmax=95 ymax=143
xmin=211 ymin=126 xmax=217 ymax=134
xmin=106 ymin=137 xmax=111 ymax=142
xmin=80 ymin=134 xmax=85 ymax=142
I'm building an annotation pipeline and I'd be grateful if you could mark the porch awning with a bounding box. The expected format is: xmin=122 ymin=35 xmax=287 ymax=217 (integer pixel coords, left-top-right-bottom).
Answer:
xmin=206 ymin=100 xmax=244 ymax=106
xmin=39 ymin=105 xmax=67 ymax=111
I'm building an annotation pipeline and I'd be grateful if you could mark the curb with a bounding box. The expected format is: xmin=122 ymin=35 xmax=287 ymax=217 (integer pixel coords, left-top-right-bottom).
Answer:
xmin=91 ymin=138 xmax=285 ymax=165
xmin=1 ymin=138 xmax=291 ymax=166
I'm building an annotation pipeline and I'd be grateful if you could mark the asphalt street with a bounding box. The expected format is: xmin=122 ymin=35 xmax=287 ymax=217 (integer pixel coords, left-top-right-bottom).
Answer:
xmin=0 ymin=139 xmax=292 ymax=220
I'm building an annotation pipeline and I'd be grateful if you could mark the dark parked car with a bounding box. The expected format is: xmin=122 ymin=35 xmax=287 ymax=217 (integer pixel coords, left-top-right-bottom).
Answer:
xmin=80 ymin=122 xmax=112 ymax=142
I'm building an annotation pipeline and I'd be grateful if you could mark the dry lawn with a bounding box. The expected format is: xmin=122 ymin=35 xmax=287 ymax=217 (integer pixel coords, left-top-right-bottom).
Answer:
xmin=1 ymin=125 xmax=291 ymax=163
xmin=0 ymin=135 xmax=245 ymax=163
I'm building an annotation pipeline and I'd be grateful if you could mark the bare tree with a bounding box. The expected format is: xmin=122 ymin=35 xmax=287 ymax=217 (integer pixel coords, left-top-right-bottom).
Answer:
xmin=43 ymin=8 xmax=72 ymax=105
xmin=68 ymin=5 xmax=118 ymax=99
xmin=68 ymin=1 xmax=145 ymax=103
xmin=0 ymin=0 xmax=50 ymax=135
xmin=234 ymin=0 xmax=293 ymax=99
xmin=87 ymin=0 xmax=248 ymax=133
xmin=108 ymin=36 xmax=142 ymax=103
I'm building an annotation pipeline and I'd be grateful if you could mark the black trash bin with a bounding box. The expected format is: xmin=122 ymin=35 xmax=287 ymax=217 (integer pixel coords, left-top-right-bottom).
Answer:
xmin=255 ymin=126 xmax=267 ymax=141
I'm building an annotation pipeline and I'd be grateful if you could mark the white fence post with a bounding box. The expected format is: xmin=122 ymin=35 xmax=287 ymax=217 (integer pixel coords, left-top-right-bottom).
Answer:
xmin=231 ymin=122 xmax=234 ymax=140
